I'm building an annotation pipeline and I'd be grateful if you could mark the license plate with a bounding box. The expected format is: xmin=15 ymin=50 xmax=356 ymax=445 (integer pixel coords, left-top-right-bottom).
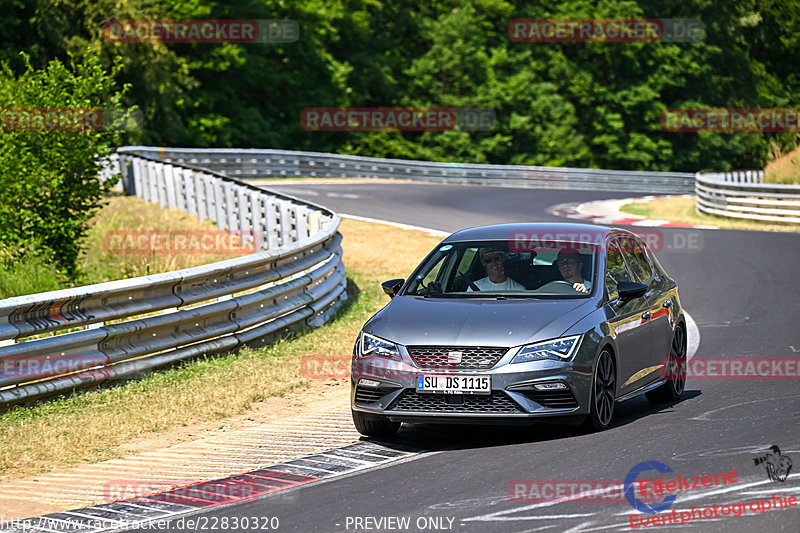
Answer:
xmin=416 ymin=374 xmax=491 ymax=395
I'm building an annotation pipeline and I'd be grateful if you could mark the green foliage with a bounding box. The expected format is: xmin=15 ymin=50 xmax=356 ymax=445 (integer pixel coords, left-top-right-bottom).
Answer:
xmin=0 ymin=51 xmax=129 ymax=276
xmin=0 ymin=244 xmax=69 ymax=299
xmin=0 ymin=0 xmax=797 ymax=173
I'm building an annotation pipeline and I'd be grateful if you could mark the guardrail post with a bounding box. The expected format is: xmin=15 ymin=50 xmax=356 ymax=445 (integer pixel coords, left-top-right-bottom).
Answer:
xmin=263 ymin=196 xmax=279 ymax=249
xmin=279 ymin=201 xmax=293 ymax=245
xmin=185 ymin=169 xmax=197 ymax=216
xmin=237 ymin=187 xmax=251 ymax=243
xmin=165 ymin=164 xmax=178 ymax=210
xmin=213 ymin=179 xmax=226 ymax=230
xmin=224 ymin=182 xmax=237 ymax=232
xmin=148 ymin=161 xmax=159 ymax=203
xmin=132 ymin=158 xmax=143 ymax=198
xmin=248 ymin=189 xmax=263 ymax=249
xmin=202 ymin=174 xmax=214 ymax=222
xmin=160 ymin=163 xmax=170 ymax=205
xmin=176 ymin=168 xmax=188 ymax=212
xmin=118 ymin=155 xmax=132 ymax=196
xmin=296 ymin=206 xmax=310 ymax=240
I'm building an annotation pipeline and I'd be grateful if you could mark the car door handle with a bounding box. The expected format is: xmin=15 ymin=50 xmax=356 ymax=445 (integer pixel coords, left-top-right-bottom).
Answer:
xmin=642 ymin=312 xmax=652 ymax=321
xmin=663 ymin=300 xmax=672 ymax=309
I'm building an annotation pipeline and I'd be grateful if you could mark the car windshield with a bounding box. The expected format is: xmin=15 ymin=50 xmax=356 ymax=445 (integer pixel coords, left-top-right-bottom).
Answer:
xmin=404 ymin=240 xmax=598 ymax=298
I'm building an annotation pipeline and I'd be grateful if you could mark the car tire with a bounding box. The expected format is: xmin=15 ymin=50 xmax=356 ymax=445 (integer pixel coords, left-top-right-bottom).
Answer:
xmin=583 ymin=349 xmax=616 ymax=432
xmin=646 ymin=325 xmax=687 ymax=403
xmin=352 ymin=410 xmax=401 ymax=438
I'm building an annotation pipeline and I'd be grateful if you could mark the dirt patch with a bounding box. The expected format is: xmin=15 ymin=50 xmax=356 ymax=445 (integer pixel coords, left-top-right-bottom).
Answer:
xmin=115 ymin=379 xmax=351 ymax=455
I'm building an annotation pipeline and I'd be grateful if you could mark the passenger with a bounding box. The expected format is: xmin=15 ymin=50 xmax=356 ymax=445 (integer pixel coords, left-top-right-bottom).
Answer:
xmin=556 ymin=249 xmax=592 ymax=293
xmin=469 ymin=248 xmax=525 ymax=291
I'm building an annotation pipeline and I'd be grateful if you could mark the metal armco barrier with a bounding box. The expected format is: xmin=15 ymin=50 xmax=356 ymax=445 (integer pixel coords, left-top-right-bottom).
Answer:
xmin=0 ymin=151 xmax=346 ymax=405
xmin=696 ymin=171 xmax=800 ymax=224
xmin=119 ymin=146 xmax=696 ymax=194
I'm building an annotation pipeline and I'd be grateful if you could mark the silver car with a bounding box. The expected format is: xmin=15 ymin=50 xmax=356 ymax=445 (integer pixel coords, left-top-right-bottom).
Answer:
xmin=351 ymin=223 xmax=687 ymax=437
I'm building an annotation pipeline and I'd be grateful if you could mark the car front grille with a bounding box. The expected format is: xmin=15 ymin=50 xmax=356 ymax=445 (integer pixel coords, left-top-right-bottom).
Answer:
xmin=406 ymin=346 xmax=508 ymax=370
xmin=518 ymin=389 xmax=579 ymax=409
xmin=354 ymin=385 xmax=398 ymax=404
xmin=388 ymin=390 xmax=524 ymax=414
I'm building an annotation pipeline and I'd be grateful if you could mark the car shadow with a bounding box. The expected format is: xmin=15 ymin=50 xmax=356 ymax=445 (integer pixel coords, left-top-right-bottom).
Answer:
xmin=361 ymin=388 xmax=703 ymax=452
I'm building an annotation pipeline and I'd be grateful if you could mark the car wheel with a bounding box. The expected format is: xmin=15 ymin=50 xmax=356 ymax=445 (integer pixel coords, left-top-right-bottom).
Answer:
xmin=646 ymin=325 xmax=687 ymax=403
xmin=352 ymin=410 xmax=400 ymax=438
xmin=584 ymin=349 xmax=616 ymax=431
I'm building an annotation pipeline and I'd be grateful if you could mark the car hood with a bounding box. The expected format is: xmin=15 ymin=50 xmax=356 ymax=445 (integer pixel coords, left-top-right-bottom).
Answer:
xmin=364 ymin=296 xmax=598 ymax=348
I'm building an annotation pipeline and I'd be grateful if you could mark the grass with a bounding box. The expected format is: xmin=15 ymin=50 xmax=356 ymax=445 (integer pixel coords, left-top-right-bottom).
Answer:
xmin=0 ymin=193 xmax=252 ymax=299
xmin=764 ymin=144 xmax=800 ymax=184
xmin=0 ymin=248 xmax=70 ymax=298
xmin=620 ymin=196 xmax=800 ymax=232
xmin=77 ymin=193 xmax=254 ymax=284
xmin=0 ymin=218 xmax=440 ymax=480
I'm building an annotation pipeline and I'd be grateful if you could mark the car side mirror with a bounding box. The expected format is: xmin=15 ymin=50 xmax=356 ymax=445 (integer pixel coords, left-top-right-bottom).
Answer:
xmin=616 ymin=281 xmax=648 ymax=307
xmin=381 ymin=278 xmax=405 ymax=298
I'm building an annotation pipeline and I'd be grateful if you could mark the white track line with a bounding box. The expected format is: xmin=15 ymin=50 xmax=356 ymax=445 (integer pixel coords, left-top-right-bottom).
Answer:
xmin=341 ymin=213 xmax=449 ymax=237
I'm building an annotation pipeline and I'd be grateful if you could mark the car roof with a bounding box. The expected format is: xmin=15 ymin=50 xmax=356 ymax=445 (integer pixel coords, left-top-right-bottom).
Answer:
xmin=441 ymin=222 xmax=624 ymax=244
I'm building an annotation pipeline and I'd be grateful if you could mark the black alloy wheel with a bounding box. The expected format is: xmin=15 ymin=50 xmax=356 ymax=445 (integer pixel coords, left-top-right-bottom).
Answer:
xmin=585 ymin=349 xmax=616 ymax=431
xmin=646 ymin=325 xmax=687 ymax=403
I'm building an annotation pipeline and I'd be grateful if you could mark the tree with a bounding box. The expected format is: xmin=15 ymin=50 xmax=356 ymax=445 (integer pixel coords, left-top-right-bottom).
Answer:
xmin=0 ymin=51 xmax=131 ymax=276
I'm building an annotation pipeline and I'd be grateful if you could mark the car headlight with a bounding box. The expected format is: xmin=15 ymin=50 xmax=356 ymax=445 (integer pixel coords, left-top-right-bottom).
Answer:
xmin=511 ymin=335 xmax=582 ymax=364
xmin=357 ymin=332 xmax=401 ymax=360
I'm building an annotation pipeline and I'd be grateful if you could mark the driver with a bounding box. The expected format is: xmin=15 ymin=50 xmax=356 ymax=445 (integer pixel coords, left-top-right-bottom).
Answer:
xmin=556 ymin=248 xmax=592 ymax=293
xmin=469 ymin=247 xmax=525 ymax=291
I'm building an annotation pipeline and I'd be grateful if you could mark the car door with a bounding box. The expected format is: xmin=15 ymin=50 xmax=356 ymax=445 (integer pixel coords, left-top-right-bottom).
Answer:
xmin=622 ymin=236 xmax=674 ymax=373
xmin=604 ymin=237 xmax=654 ymax=396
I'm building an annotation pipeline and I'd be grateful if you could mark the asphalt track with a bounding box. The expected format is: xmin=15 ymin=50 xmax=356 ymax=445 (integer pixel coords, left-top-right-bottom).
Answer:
xmin=151 ymin=183 xmax=800 ymax=532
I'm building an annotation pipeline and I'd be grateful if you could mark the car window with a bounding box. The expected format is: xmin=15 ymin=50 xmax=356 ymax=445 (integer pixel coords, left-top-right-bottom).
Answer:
xmin=404 ymin=240 xmax=597 ymax=298
xmin=418 ymin=254 xmax=446 ymax=289
xmin=456 ymin=247 xmax=477 ymax=275
xmin=605 ymin=239 xmax=635 ymax=300
xmin=621 ymin=237 xmax=653 ymax=283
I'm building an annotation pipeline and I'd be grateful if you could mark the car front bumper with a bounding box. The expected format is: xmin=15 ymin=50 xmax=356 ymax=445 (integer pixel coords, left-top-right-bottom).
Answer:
xmin=350 ymin=353 xmax=595 ymax=423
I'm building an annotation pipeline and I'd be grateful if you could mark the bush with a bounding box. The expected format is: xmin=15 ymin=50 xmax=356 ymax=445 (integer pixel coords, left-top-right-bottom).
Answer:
xmin=0 ymin=51 xmax=131 ymax=276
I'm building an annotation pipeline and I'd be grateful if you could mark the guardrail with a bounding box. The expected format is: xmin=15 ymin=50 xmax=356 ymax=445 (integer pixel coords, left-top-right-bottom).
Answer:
xmin=119 ymin=146 xmax=696 ymax=194
xmin=0 ymin=152 xmax=347 ymax=406
xmin=696 ymin=171 xmax=800 ymax=224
